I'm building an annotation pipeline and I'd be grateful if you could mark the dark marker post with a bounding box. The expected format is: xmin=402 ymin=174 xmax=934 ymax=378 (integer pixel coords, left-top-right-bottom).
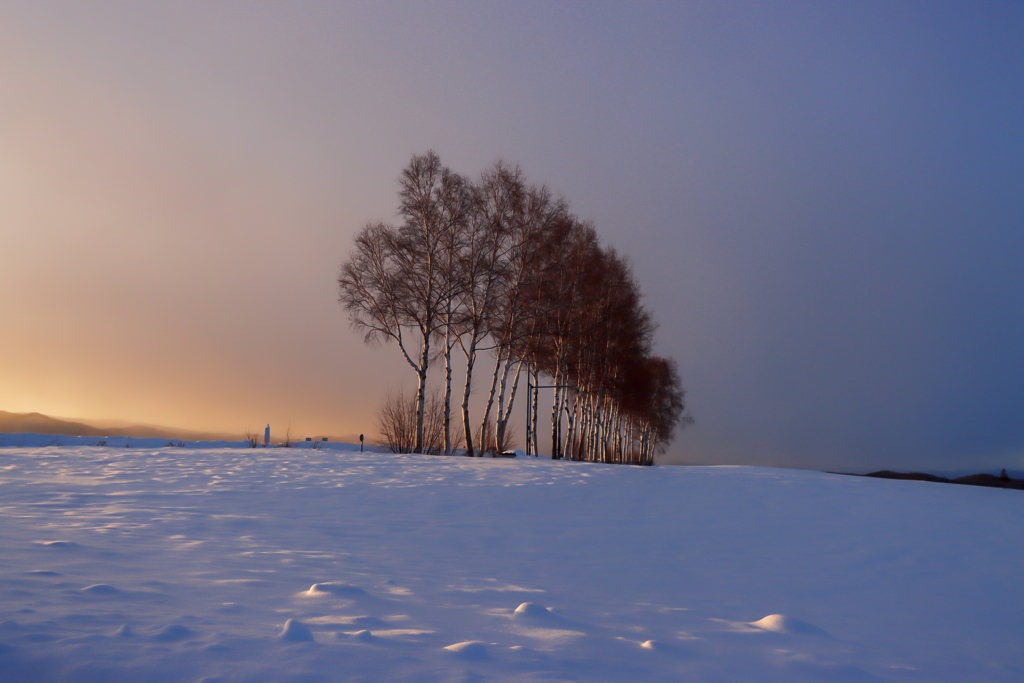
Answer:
xmin=359 ymin=434 xmax=364 ymax=452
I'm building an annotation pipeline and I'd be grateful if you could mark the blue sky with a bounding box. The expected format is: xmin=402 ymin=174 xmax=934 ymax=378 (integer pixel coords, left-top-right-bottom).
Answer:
xmin=1 ymin=1 xmax=1021 ymax=471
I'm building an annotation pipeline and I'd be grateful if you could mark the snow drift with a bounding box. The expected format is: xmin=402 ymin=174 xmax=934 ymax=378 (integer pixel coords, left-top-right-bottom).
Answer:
xmin=0 ymin=443 xmax=1021 ymax=681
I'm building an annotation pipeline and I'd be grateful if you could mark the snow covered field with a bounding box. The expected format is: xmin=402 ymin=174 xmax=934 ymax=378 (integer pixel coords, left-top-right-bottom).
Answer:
xmin=1 ymin=443 xmax=1022 ymax=682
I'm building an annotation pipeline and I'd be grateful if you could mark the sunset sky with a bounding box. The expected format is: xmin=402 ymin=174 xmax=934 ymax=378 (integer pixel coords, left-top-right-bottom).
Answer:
xmin=2 ymin=2 xmax=1022 ymax=471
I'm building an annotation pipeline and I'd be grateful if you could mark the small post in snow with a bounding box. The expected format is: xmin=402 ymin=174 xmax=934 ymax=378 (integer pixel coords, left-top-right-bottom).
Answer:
xmin=264 ymin=424 xmax=270 ymax=447
xmin=359 ymin=434 xmax=364 ymax=452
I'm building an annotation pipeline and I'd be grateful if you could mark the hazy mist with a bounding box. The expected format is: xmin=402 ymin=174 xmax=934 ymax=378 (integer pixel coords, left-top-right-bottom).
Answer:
xmin=2 ymin=2 xmax=1022 ymax=472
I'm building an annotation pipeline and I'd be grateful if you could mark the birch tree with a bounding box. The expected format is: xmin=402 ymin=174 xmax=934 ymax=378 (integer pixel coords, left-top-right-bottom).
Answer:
xmin=342 ymin=152 xmax=690 ymax=463
xmin=339 ymin=152 xmax=466 ymax=453
xmin=488 ymin=183 xmax=567 ymax=452
xmin=337 ymin=221 xmax=428 ymax=435
xmin=451 ymin=163 xmax=517 ymax=456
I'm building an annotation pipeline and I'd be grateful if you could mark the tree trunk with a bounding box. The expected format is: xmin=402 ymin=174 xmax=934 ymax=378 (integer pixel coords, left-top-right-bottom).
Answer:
xmin=550 ymin=366 xmax=562 ymax=460
xmin=531 ymin=366 xmax=540 ymax=457
xmin=562 ymin=389 xmax=577 ymax=461
xmin=495 ymin=358 xmax=523 ymax=452
xmin=460 ymin=339 xmax=479 ymax=457
xmin=479 ymin=349 xmax=504 ymax=453
xmin=443 ymin=329 xmax=453 ymax=454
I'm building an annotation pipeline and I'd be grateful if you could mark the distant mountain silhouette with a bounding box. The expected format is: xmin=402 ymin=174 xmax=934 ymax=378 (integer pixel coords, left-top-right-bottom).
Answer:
xmin=863 ymin=469 xmax=1024 ymax=491
xmin=0 ymin=411 xmax=234 ymax=441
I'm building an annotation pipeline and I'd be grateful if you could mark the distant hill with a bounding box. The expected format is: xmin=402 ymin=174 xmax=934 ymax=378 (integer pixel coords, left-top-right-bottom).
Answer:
xmin=0 ymin=410 xmax=359 ymax=444
xmin=863 ymin=469 xmax=1024 ymax=491
xmin=0 ymin=411 xmax=233 ymax=442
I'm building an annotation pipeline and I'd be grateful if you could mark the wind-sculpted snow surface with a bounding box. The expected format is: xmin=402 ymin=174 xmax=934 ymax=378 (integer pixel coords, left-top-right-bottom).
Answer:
xmin=0 ymin=446 xmax=1022 ymax=681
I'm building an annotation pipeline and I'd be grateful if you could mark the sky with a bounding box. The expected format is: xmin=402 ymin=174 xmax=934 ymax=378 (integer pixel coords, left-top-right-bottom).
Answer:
xmin=1 ymin=1 xmax=1022 ymax=472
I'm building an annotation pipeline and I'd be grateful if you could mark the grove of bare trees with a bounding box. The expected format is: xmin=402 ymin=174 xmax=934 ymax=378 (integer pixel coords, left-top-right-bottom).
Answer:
xmin=339 ymin=152 xmax=690 ymax=464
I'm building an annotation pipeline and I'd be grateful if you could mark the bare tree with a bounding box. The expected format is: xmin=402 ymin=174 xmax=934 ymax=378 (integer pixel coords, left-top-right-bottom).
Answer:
xmin=451 ymin=162 xmax=522 ymax=456
xmin=376 ymin=388 xmax=456 ymax=454
xmin=339 ymin=152 xmax=467 ymax=453
xmin=342 ymin=153 xmax=690 ymax=464
xmin=525 ymin=216 xmax=600 ymax=459
xmin=517 ymin=221 xmax=689 ymax=464
xmin=487 ymin=180 xmax=567 ymax=454
xmin=339 ymin=220 xmax=430 ymax=441
xmin=422 ymin=169 xmax=474 ymax=455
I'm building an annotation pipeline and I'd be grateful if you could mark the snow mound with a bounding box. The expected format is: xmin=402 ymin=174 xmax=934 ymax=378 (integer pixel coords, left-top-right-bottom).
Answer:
xmin=280 ymin=619 xmax=314 ymax=642
xmin=640 ymin=639 xmax=689 ymax=655
xmin=305 ymin=582 xmax=368 ymax=598
xmin=37 ymin=540 xmax=79 ymax=549
xmin=153 ymin=624 xmax=195 ymax=642
xmin=2 ymin=445 xmax=1020 ymax=681
xmin=444 ymin=641 xmax=488 ymax=660
xmin=750 ymin=614 xmax=828 ymax=636
xmin=113 ymin=624 xmax=133 ymax=637
xmin=80 ymin=584 xmax=119 ymax=596
xmin=514 ymin=602 xmax=552 ymax=618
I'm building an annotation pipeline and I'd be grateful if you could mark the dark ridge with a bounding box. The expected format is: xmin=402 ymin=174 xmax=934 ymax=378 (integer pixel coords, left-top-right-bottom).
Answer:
xmin=850 ymin=470 xmax=1024 ymax=491
xmin=953 ymin=473 xmax=1024 ymax=490
xmin=865 ymin=470 xmax=951 ymax=483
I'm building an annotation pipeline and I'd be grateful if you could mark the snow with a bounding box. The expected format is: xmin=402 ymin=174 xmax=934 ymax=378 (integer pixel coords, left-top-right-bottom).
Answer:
xmin=279 ymin=619 xmax=314 ymax=643
xmin=0 ymin=441 xmax=1022 ymax=681
xmin=748 ymin=614 xmax=829 ymax=636
xmin=444 ymin=641 xmax=489 ymax=660
xmin=513 ymin=602 xmax=553 ymax=618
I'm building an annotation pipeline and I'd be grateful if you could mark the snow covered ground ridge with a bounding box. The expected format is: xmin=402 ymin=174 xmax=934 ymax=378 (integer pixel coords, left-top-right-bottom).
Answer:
xmin=0 ymin=445 xmax=1022 ymax=681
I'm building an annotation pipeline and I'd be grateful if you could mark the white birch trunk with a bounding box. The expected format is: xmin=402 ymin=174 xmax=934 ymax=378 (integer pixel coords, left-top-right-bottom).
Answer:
xmin=478 ymin=350 xmax=502 ymax=454
xmin=495 ymin=358 xmax=523 ymax=452
xmin=443 ymin=328 xmax=453 ymax=454
xmin=414 ymin=332 xmax=430 ymax=453
xmin=562 ymin=389 xmax=577 ymax=460
xmin=531 ymin=366 xmax=540 ymax=457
